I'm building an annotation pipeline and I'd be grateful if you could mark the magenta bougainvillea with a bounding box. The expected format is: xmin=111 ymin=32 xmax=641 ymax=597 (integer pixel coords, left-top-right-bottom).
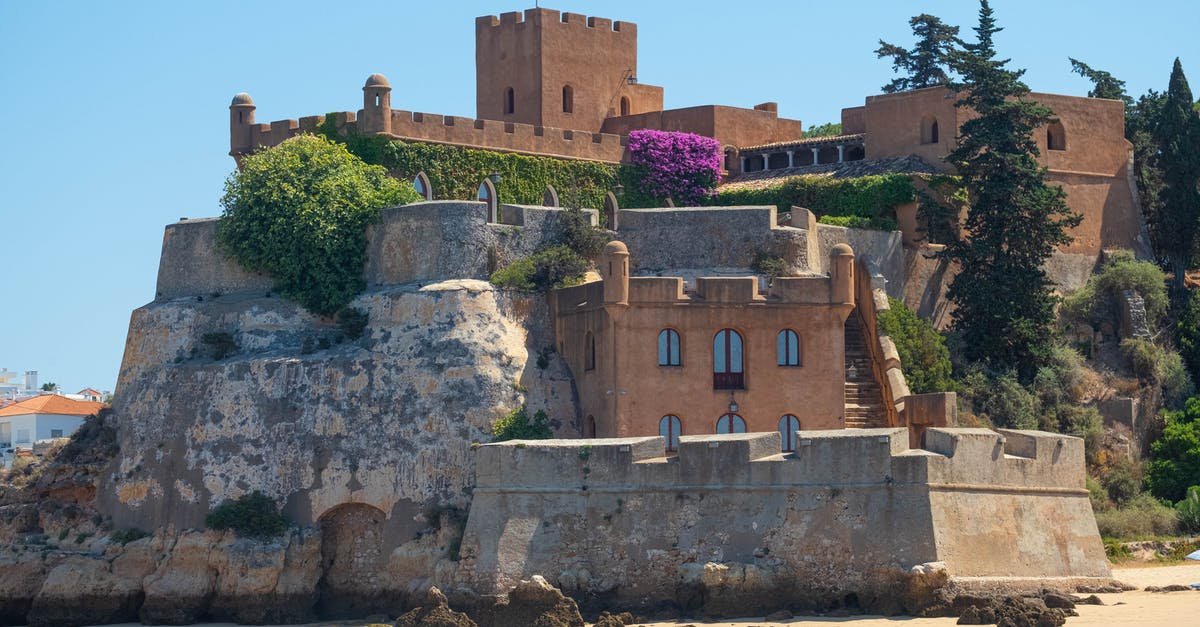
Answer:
xmin=626 ymin=129 xmax=722 ymax=206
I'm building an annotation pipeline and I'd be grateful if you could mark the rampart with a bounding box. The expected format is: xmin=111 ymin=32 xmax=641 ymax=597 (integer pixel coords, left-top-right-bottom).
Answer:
xmin=457 ymin=428 xmax=1108 ymax=612
xmin=154 ymin=203 xmax=817 ymax=300
xmin=232 ymin=107 xmax=629 ymax=164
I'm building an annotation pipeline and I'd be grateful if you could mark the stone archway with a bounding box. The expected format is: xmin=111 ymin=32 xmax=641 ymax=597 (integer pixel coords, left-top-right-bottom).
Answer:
xmin=316 ymin=503 xmax=390 ymax=618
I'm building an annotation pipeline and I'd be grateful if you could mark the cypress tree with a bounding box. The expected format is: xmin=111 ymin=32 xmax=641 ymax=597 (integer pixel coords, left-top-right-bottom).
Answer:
xmin=1068 ymin=58 xmax=1132 ymax=105
xmin=876 ymin=14 xmax=960 ymax=93
xmin=1151 ymin=59 xmax=1200 ymax=292
xmin=940 ymin=0 xmax=1081 ymax=380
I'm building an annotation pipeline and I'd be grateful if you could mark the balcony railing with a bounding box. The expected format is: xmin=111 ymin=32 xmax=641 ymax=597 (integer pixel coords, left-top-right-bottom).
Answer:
xmin=713 ymin=372 xmax=745 ymax=390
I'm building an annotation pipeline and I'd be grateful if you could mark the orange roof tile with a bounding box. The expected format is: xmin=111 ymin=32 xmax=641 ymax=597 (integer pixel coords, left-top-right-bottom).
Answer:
xmin=0 ymin=394 xmax=105 ymax=418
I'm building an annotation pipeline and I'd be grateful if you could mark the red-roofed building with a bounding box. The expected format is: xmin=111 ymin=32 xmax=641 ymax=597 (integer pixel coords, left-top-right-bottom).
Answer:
xmin=0 ymin=395 xmax=105 ymax=450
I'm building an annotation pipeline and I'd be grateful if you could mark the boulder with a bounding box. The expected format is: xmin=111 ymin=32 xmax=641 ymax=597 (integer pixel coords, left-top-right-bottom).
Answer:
xmin=394 ymin=586 xmax=477 ymax=627
xmin=480 ymin=576 xmax=584 ymax=627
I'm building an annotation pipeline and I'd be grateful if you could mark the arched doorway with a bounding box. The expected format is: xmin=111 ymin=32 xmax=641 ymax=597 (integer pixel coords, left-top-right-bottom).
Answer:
xmin=316 ymin=503 xmax=390 ymax=618
xmin=603 ymin=192 xmax=619 ymax=230
xmin=413 ymin=172 xmax=433 ymax=201
xmin=543 ymin=184 xmax=560 ymax=207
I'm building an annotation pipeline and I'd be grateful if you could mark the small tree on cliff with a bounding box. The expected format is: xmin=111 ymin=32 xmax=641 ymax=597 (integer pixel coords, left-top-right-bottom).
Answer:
xmin=876 ymin=14 xmax=960 ymax=93
xmin=218 ymin=134 xmax=420 ymax=315
xmin=940 ymin=0 xmax=1081 ymax=380
xmin=1151 ymin=59 xmax=1200 ymax=292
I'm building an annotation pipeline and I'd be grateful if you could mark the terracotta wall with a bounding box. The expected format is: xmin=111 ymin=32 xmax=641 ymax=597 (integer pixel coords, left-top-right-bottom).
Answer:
xmin=553 ymin=250 xmax=854 ymax=443
xmin=475 ymin=8 xmax=658 ymax=133
xmin=601 ymin=105 xmax=803 ymax=149
xmin=853 ymin=87 xmax=1143 ymax=255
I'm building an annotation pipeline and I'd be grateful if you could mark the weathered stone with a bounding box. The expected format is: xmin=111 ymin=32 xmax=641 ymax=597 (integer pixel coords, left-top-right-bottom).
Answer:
xmin=27 ymin=556 xmax=143 ymax=627
xmin=139 ymin=531 xmax=219 ymax=624
xmin=394 ymin=587 xmax=477 ymax=627
xmin=478 ymin=576 xmax=585 ymax=627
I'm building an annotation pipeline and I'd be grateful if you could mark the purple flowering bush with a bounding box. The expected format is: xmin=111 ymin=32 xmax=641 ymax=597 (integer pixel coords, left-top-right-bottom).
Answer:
xmin=625 ymin=129 xmax=721 ymax=206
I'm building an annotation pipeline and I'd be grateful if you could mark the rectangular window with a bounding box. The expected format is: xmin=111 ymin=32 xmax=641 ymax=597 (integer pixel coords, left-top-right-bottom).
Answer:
xmin=50 ymin=429 xmax=64 ymax=438
xmin=16 ymin=429 xmax=30 ymax=443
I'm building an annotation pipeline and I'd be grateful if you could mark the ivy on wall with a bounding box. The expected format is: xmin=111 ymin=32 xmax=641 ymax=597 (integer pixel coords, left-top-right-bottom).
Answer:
xmin=318 ymin=118 xmax=620 ymax=211
xmin=711 ymin=174 xmax=916 ymax=223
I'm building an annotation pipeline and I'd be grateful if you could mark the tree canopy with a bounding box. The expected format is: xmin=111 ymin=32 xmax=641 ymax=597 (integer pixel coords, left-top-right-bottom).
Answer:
xmin=1150 ymin=59 xmax=1200 ymax=291
xmin=1068 ymin=58 xmax=1133 ymax=105
xmin=876 ymin=14 xmax=960 ymax=93
xmin=218 ymin=134 xmax=419 ymax=315
xmin=939 ymin=0 xmax=1080 ymax=379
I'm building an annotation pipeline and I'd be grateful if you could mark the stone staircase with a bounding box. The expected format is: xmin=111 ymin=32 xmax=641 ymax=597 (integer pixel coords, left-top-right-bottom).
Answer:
xmin=844 ymin=315 xmax=888 ymax=428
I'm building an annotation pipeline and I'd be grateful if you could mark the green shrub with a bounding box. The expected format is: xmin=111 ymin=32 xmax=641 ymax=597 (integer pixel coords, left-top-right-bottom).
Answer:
xmin=959 ymin=368 xmax=1039 ymax=429
xmin=876 ymin=298 xmax=955 ymax=394
xmin=336 ymin=306 xmax=369 ymax=340
xmin=490 ymin=246 xmax=587 ymax=292
xmin=1094 ymin=493 xmax=1180 ymax=539
xmin=805 ymin=122 xmax=843 ymax=138
xmin=1103 ymin=537 xmax=1130 ymax=560
xmin=205 ymin=491 xmax=288 ymax=539
xmin=200 ymin=332 xmax=239 ymax=360
xmin=751 ymin=251 xmax=787 ymax=279
xmin=218 ymin=134 xmax=420 ymax=315
xmin=492 ymin=406 xmax=553 ymax=441
xmin=1060 ymin=250 xmax=1168 ymax=330
xmin=1120 ymin=338 xmax=1193 ymax=406
xmin=1087 ymin=476 xmax=1111 ymax=512
xmin=711 ymin=173 xmax=915 ymax=220
xmin=1101 ymin=456 xmax=1143 ymax=505
xmin=1146 ymin=397 xmax=1200 ymax=502
xmin=1176 ymin=485 xmax=1200 ymax=533
xmin=817 ymin=215 xmax=899 ymax=231
xmin=559 ymin=207 xmax=611 ymax=260
xmin=1176 ymin=289 xmax=1200 ymax=382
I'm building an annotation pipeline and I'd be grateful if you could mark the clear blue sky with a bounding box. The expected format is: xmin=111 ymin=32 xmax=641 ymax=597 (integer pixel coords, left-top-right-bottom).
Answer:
xmin=0 ymin=1 xmax=1195 ymax=394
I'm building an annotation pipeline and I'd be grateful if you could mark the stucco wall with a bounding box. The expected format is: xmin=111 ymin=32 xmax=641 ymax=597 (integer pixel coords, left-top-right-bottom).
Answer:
xmin=457 ymin=428 xmax=1108 ymax=609
xmin=601 ymin=105 xmax=804 ymax=149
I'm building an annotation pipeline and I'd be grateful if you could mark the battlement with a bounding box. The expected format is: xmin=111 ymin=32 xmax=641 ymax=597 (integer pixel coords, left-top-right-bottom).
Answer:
xmin=476 ymin=8 xmax=636 ymax=35
xmin=475 ymin=427 xmax=1086 ymax=493
xmin=230 ymin=96 xmax=629 ymax=163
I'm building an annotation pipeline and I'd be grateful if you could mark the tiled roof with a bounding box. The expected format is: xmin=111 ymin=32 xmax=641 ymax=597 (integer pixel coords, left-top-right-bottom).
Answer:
xmin=719 ymin=155 xmax=941 ymax=192
xmin=740 ymin=133 xmax=865 ymax=152
xmin=0 ymin=394 xmax=105 ymax=418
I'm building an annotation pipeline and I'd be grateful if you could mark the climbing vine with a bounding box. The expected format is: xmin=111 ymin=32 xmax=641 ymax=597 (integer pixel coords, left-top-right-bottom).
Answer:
xmin=711 ymin=173 xmax=916 ymax=224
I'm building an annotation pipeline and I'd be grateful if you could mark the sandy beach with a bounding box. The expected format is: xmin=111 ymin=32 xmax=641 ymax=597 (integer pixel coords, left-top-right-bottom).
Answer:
xmin=92 ymin=563 xmax=1200 ymax=627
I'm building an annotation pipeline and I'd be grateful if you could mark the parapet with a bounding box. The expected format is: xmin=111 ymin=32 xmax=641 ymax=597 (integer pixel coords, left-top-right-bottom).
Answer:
xmin=474 ymin=427 xmax=1085 ymax=493
xmin=475 ymin=8 xmax=637 ymax=35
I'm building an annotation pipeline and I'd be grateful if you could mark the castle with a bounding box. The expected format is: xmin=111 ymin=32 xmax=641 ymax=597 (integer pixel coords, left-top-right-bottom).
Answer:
xmin=229 ymin=6 xmax=1147 ymax=262
xmin=90 ymin=6 xmax=1116 ymax=618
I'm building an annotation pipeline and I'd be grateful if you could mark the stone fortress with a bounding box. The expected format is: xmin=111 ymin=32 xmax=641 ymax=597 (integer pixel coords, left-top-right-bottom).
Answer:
xmin=93 ymin=5 xmax=1120 ymax=619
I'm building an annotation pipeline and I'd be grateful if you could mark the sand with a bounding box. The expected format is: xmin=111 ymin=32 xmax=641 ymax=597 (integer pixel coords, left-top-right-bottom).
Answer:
xmin=93 ymin=563 xmax=1200 ymax=627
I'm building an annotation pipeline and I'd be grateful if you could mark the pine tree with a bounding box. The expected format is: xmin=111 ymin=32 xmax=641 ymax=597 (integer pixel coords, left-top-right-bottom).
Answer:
xmin=1151 ymin=59 xmax=1200 ymax=292
xmin=876 ymin=14 xmax=960 ymax=93
xmin=939 ymin=0 xmax=1081 ymax=380
xmin=1068 ymin=58 xmax=1133 ymax=105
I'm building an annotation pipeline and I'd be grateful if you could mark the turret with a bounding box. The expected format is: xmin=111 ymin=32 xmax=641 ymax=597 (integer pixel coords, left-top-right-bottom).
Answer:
xmin=830 ymin=243 xmax=855 ymax=307
xmin=362 ymin=73 xmax=392 ymax=135
xmin=229 ymin=92 xmax=256 ymax=157
xmin=602 ymin=240 xmax=630 ymax=319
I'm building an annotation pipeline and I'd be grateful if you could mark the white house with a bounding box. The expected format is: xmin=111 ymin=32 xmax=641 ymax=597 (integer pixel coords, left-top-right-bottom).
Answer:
xmin=0 ymin=394 xmax=105 ymax=449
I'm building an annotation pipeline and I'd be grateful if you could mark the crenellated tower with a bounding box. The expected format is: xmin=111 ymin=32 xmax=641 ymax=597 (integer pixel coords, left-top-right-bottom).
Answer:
xmin=228 ymin=92 xmax=256 ymax=159
xmin=361 ymin=73 xmax=392 ymax=135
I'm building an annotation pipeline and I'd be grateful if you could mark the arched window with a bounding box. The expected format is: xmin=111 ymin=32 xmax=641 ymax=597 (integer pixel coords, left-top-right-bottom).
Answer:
xmin=584 ymin=331 xmax=596 ymax=371
xmin=724 ymin=147 xmax=736 ymax=171
xmin=477 ymin=179 xmax=497 ymax=222
xmin=1047 ymin=121 xmax=1066 ymax=151
xmin=921 ymin=116 xmax=939 ymax=145
xmin=542 ymin=185 xmax=559 ymax=207
xmin=777 ymin=329 xmax=800 ymax=366
xmin=713 ymin=329 xmax=744 ymax=389
xmin=658 ymin=329 xmax=681 ymax=366
xmin=716 ymin=413 xmax=746 ymax=434
xmin=584 ymin=415 xmax=596 ymax=438
xmin=504 ymin=87 xmax=515 ymax=115
xmin=413 ymin=172 xmax=433 ymax=201
xmin=562 ymin=85 xmax=574 ymax=114
xmin=778 ymin=414 xmax=800 ymax=452
xmin=620 ymin=96 xmax=631 ymax=116
xmin=659 ymin=415 xmax=682 ymax=452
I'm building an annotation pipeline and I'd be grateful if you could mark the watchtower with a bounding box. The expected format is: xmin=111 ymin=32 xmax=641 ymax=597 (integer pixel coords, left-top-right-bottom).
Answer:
xmin=475 ymin=7 xmax=663 ymax=133
xmin=229 ymin=92 xmax=256 ymax=158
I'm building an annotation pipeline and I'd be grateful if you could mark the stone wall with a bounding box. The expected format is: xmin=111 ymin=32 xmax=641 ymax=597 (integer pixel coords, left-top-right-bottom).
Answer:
xmin=811 ymin=220 xmax=904 ymax=298
xmin=616 ymin=206 xmax=810 ymax=275
xmin=456 ymin=428 xmax=1109 ymax=613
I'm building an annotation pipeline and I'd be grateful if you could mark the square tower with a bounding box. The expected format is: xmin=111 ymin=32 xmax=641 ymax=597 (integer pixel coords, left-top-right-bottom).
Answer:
xmin=475 ymin=8 xmax=663 ymax=133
